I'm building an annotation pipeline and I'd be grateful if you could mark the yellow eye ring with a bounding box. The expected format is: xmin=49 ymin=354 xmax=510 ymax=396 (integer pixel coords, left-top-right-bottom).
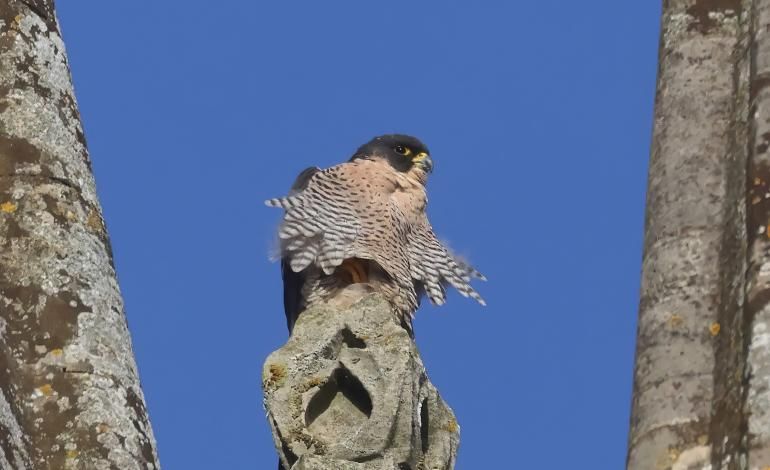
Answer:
xmin=394 ymin=145 xmax=412 ymax=156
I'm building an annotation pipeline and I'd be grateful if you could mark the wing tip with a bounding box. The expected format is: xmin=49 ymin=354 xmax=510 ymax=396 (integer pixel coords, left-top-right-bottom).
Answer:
xmin=265 ymin=198 xmax=284 ymax=208
xmin=266 ymin=196 xmax=302 ymax=209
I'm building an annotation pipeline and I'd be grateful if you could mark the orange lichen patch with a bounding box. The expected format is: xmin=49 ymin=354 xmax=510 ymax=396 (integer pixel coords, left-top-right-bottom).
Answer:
xmin=38 ymin=384 xmax=54 ymax=396
xmin=445 ymin=417 xmax=459 ymax=433
xmin=0 ymin=201 xmax=17 ymax=213
xmin=667 ymin=447 xmax=680 ymax=462
xmin=86 ymin=209 xmax=103 ymax=233
xmin=710 ymin=322 xmax=721 ymax=337
xmin=264 ymin=363 xmax=287 ymax=389
xmin=668 ymin=314 xmax=684 ymax=328
xmin=65 ymin=450 xmax=78 ymax=459
xmin=50 ymin=348 xmax=63 ymax=357
xmin=7 ymin=15 xmax=21 ymax=35
xmin=306 ymin=376 xmax=324 ymax=388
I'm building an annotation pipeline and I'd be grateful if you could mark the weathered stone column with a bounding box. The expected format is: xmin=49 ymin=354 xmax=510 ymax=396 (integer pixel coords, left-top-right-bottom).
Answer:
xmin=627 ymin=1 xmax=770 ymax=469
xmin=262 ymin=293 xmax=459 ymax=470
xmin=745 ymin=0 xmax=770 ymax=466
xmin=0 ymin=1 xmax=159 ymax=468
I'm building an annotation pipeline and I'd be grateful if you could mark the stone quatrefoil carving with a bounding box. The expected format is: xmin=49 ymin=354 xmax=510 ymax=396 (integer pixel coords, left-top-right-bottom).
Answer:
xmin=262 ymin=294 xmax=459 ymax=470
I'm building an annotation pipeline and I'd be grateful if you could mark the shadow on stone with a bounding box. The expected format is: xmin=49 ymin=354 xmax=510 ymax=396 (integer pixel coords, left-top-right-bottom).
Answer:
xmin=420 ymin=397 xmax=430 ymax=455
xmin=305 ymin=366 xmax=373 ymax=430
xmin=341 ymin=327 xmax=366 ymax=349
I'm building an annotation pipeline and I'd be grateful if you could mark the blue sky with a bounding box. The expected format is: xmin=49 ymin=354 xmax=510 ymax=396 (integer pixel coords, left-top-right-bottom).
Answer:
xmin=57 ymin=2 xmax=659 ymax=468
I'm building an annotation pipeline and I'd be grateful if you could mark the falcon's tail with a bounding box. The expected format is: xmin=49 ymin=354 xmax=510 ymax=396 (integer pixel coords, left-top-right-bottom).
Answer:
xmin=274 ymin=167 xmax=322 ymax=334
xmin=281 ymin=257 xmax=305 ymax=334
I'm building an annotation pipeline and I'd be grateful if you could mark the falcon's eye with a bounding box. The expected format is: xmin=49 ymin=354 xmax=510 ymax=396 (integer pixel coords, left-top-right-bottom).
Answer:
xmin=394 ymin=145 xmax=412 ymax=156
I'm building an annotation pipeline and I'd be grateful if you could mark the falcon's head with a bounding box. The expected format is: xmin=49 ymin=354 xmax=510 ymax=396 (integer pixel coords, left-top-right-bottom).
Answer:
xmin=351 ymin=134 xmax=433 ymax=176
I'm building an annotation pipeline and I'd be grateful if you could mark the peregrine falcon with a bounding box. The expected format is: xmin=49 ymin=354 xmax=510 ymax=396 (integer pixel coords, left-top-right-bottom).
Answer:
xmin=266 ymin=134 xmax=485 ymax=333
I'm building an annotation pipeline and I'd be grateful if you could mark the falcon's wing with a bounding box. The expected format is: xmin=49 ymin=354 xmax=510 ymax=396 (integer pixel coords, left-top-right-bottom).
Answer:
xmin=276 ymin=166 xmax=320 ymax=333
xmin=266 ymin=164 xmax=363 ymax=275
xmin=408 ymin=218 xmax=486 ymax=306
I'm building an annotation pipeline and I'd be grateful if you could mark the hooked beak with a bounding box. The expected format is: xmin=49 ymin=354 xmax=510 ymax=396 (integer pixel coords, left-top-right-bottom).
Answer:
xmin=413 ymin=152 xmax=433 ymax=173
